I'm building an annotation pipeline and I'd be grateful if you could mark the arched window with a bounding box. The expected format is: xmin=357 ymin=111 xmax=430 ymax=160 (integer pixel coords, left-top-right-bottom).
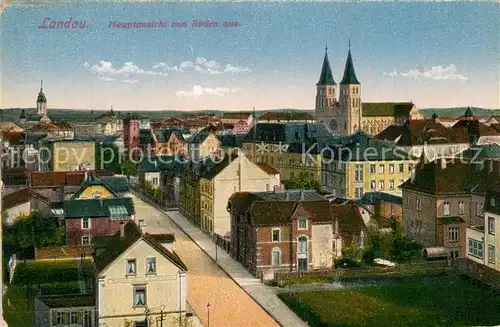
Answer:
xmin=271 ymin=248 xmax=282 ymax=266
xmin=298 ymin=236 xmax=308 ymax=253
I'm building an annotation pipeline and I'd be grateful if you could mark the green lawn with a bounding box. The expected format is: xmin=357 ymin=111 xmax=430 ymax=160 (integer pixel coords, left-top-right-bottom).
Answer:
xmin=279 ymin=276 xmax=500 ymax=327
xmin=3 ymin=285 xmax=34 ymax=327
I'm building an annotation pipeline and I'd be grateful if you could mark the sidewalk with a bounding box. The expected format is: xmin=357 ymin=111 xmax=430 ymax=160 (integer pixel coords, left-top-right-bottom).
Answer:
xmin=160 ymin=209 xmax=309 ymax=327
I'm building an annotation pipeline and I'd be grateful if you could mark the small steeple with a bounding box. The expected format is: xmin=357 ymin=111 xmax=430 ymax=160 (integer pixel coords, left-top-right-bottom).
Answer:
xmin=340 ymin=44 xmax=360 ymax=85
xmin=19 ymin=109 xmax=27 ymax=120
xmin=464 ymin=106 xmax=473 ymax=120
xmin=316 ymin=45 xmax=336 ymax=85
xmin=37 ymin=80 xmax=47 ymax=104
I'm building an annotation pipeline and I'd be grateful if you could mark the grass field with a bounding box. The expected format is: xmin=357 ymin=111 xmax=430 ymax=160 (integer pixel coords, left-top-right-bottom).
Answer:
xmin=279 ymin=276 xmax=500 ymax=327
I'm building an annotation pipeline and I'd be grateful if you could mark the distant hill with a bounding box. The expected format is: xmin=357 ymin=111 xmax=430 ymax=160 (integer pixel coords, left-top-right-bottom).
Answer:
xmin=1 ymin=107 xmax=498 ymax=123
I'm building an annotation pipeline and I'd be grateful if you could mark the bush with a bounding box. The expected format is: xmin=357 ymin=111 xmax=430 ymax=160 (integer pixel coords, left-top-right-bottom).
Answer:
xmin=335 ymin=258 xmax=361 ymax=269
xmin=12 ymin=261 xmax=80 ymax=285
xmin=39 ymin=281 xmax=81 ymax=295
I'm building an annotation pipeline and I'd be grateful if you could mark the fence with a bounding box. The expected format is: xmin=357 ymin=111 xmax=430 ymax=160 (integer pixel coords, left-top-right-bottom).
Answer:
xmin=131 ymin=185 xmax=178 ymax=210
xmin=212 ymin=234 xmax=231 ymax=253
xmin=274 ymin=259 xmax=452 ymax=284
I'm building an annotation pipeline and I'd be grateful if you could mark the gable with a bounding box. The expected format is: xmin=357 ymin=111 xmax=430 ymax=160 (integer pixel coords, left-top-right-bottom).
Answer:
xmin=201 ymin=133 xmax=220 ymax=147
xmin=213 ymin=156 xmax=274 ymax=181
xmin=98 ymin=238 xmax=182 ymax=278
xmin=74 ymin=185 xmax=116 ymax=200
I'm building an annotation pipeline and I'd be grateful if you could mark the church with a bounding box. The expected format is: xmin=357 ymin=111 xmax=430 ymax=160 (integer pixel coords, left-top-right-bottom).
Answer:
xmin=314 ymin=44 xmax=423 ymax=136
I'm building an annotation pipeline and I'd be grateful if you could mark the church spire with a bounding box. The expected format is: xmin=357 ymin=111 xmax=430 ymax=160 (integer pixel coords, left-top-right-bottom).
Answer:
xmin=340 ymin=45 xmax=360 ymax=85
xmin=316 ymin=45 xmax=336 ymax=85
xmin=40 ymin=79 xmax=43 ymax=91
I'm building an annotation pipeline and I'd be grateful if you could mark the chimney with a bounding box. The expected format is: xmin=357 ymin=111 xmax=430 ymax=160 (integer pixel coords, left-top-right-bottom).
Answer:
xmin=120 ymin=222 xmax=125 ymax=238
xmin=440 ymin=158 xmax=447 ymax=170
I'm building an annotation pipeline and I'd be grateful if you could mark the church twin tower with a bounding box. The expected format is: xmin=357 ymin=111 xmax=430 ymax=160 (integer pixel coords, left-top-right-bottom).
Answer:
xmin=315 ymin=44 xmax=361 ymax=136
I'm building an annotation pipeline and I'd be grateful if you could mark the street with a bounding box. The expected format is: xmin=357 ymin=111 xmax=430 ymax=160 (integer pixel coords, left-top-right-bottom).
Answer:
xmin=130 ymin=194 xmax=280 ymax=327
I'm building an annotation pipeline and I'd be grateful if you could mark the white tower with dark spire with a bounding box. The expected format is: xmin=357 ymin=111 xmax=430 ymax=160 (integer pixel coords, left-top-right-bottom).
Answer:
xmin=36 ymin=80 xmax=47 ymax=116
xmin=338 ymin=41 xmax=362 ymax=135
xmin=315 ymin=44 xmax=340 ymax=133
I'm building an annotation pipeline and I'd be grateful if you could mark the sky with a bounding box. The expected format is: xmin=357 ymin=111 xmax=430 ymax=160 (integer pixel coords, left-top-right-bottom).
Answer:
xmin=0 ymin=1 xmax=498 ymax=111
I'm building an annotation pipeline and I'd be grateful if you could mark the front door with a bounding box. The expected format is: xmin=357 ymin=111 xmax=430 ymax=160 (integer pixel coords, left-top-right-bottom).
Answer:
xmin=298 ymin=258 xmax=308 ymax=272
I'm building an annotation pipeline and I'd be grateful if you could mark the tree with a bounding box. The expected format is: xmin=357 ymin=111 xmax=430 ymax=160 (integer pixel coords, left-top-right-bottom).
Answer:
xmin=95 ymin=142 xmax=122 ymax=174
xmin=283 ymin=177 xmax=320 ymax=190
xmin=122 ymin=158 xmax=137 ymax=176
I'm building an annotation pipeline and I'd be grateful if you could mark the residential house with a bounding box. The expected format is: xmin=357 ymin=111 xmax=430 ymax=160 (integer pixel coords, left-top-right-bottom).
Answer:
xmin=199 ymin=153 xmax=281 ymax=236
xmin=257 ymin=111 xmax=314 ymax=124
xmin=66 ymin=173 xmax=126 ymax=200
xmin=38 ymin=139 xmax=95 ymax=172
xmin=376 ymin=116 xmax=470 ymax=161
xmin=359 ymin=191 xmax=403 ymax=227
xmin=228 ymin=190 xmax=366 ymax=279
xmin=123 ymin=115 xmax=140 ymax=158
xmin=96 ymin=109 xmax=122 ymax=135
xmin=137 ymin=156 xmax=178 ymax=189
xmin=220 ymin=113 xmax=254 ymax=134
xmin=361 ymin=102 xmax=423 ymax=135
xmin=186 ymin=132 xmax=221 ymax=160
xmin=26 ymin=121 xmax=75 ymax=140
xmin=2 ymin=188 xmax=57 ymax=224
xmin=450 ymin=107 xmax=500 ymax=145
xmin=401 ymin=158 xmax=500 ymax=259
xmin=30 ymin=170 xmax=114 ymax=189
xmin=322 ymin=131 xmax=418 ymax=198
xmin=243 ymin=123 xmax=332 ymax=183
xmin=94 ymin=221 xmax=188 ymax=327
xmin=63 ymin=197 xmax=135 ymax=246
xmin=34 ymin=294 xmax=95 ymax=327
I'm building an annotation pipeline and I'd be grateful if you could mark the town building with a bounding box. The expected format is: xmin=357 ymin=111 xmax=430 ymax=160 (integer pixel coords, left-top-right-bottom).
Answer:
xmin=322 ymin=131 xmax=418 ymax=198
xmin=38 ymin=139 xmax=95 ymax=172
xmin=2 ymin=188 xmax=59 ymax=224
xmin=186 ymin=132 xmax=221 ymax=160
xmin=34 ymin=294 xmax=96 ymax=327
xmin=400 ymin=158 xmax=500 ymax=259
xmin=123 ymin=115 xmax=140 ymax=158
xmin=376 ymin=115 xmax=470 ymax=161
xmin=95 ymin=107 xmax=123 ymax=136
xmin=140 ymin=128 xmax=187 ymax=157
xmin=257 ymin=112 xmax=314 ymax=124
xmin=242 ymin=123 xmax=331 ymax=183
xmin=450 ymin=107 xmax=500 ymax=145
xmin=220 ymin=112 xmax=254 ymax=134
xmin=94 ymin=221 xmax=188 ymax=327
xmin=228 ymin=190 xmax=366 ymax=279
xmin=314 ymin=46 xmax=422 ymax=136
xmin=359 ymin=192 xmax=403 ymax=227
xmin=199 ymin=153 xmax=281 ymax=236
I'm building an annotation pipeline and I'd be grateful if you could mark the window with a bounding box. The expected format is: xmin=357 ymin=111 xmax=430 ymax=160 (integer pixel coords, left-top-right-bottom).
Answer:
xmin=379 ymin=180 xmax=385 ymax=190
xmin=378 ymin=164 xmax=384 ymax=174
xmin=416 ymin=198 xmax=422 ymax=211
xmin=489 ymin=217 xmax=495 ymax=235
xmin=82 ymin=236 xmax=90 ymax=245
xmin=70 ymin=312 xmax=78 ymax=324
xmin=389 ymin=180 xmax=395 ymax=190
xmin=133 ymin=286 xmax=146 ymax=307
xmin=298 ymin=218 xmax=307 ymax=230
xmin=370 ymin=180 xmax=376 ymax=190
xmin=298 ymin=236 xmax=308 ymax=253
xmin=81 ymin=218 xmax=90 ymax=229
xmin=488 ymin=245 xmax=495 ymax=264
xmin=389 ymin=164 xmax=394 ymax=173
xmin=458 ymin=201 xmax=465 ymax=215
xmin=272 ymin=229 xmax=280 ymax=242
xmin=146 ymin=257 xmax=156 ymax=274
xmin=468 ymin=238 xmax=483 ymax=259
xmin=491 ymin=197 xmax=496 ymax=206
xmin=448 ymin=226 xmax=459 ymax=242
xmin=399 ymin=163 xmax=404 ymax=173
xmin=405 ymin=197 xmax=410 ymax=209
xmin=92 ymin=191 xmax=102 ymax=199
xmin=127 ymin=259 xmax=137 ymax=275
xmin=271 ymin=248 xmax=281 ymax=266
xmin=443 ymin=201 xmax=450 ymax=216
xmin=355 ymin=164 xmax=363 ymax=182
xmin=370 ymin=164 xmax=376 ymax=174
xmin=355 ymin=187 xmax=363 ymax=198
xmin=409 ymin=164 xmax=414 ymax=172
xmin=476 ymin=203 xmax=484 ymax=217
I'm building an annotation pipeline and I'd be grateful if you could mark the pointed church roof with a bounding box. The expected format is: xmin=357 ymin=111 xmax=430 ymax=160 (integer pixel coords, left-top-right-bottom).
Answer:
xmin=340 ymin=48 xmax=360 ymax=85
xmin=37 ymin=80 xmax=47 ymax=103
xmin=316 ymin=47 xmax=336 ymax=85
xmin=464 ymin=106 xmax=473 ymax=117
xmin=19 ymin=109 xmax=27 ymax=120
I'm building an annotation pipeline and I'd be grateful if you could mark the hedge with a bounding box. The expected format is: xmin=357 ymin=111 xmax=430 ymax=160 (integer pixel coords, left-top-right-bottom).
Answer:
xmin=12 ymin=261 xmax=80 ymax=285
xmin=39 ymin=281 xmax=82 ymax=296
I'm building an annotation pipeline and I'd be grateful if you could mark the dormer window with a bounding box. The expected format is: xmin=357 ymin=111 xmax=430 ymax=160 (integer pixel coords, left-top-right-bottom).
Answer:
xmin=92 ymin=191 xmax=102 ymax=199
xmin=298 ymin=218 xmax=307 ymax=230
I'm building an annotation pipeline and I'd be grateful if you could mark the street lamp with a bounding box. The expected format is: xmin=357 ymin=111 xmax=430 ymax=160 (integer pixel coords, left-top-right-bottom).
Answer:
xmin=206 ymin=303 xmax=211 ymax=327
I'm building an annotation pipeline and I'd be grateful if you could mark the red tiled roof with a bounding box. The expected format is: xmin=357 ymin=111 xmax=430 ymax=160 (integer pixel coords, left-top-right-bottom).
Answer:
xmin=27 ymin=121 xmax=73 ymax=133
xmin=35 ymin=246 xmax=93 ymax=260
xmin=30 ymin=170 xmax=114 ymax=188
xmin=221 ymin=113 xmax=251 ymax=120
xmin=2 ymin=188 xmax=50 ymax=209
xmin=451 ymin=120 xmax=500 ymax=136
xmin=2 ymin=131 xmax=24 ymax=145
xmin=330 ymin=202 xmax=366 ymax=232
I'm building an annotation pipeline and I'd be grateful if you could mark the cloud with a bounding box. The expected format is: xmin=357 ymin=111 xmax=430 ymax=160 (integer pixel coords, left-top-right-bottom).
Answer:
xmin=224 ymin=64 xmax=251 ymax=73
xmin=153 ymin=57 xmax=250 ymax=75
xmin=123 ymin=79 xmax=139 ymax=84
xmin=88 ymin=61 xmax=164 ymax=77
xmin=384 ymin=64 xmax=468 ymax=81
xmin=175 ymin=85 xmax=239 ymax=98
xmin=98 ymin=76 xmax=116 ymax=82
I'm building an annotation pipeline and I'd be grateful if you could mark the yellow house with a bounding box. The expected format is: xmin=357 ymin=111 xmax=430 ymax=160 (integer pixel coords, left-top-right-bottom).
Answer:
xmin=40 ymin=140 xmax=95 ymax=172
xmin=65 ymin=174 xmax=119 ymax=200
xmin=94 ymin=221 xmax=188 ymax=327
xmin=322 ymin=131 xmax=418 ymax=198
xmin=187 ymin=132 xmax=221 ymax=160
xmin=199 ymin=153 xmax=281 ymax=236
